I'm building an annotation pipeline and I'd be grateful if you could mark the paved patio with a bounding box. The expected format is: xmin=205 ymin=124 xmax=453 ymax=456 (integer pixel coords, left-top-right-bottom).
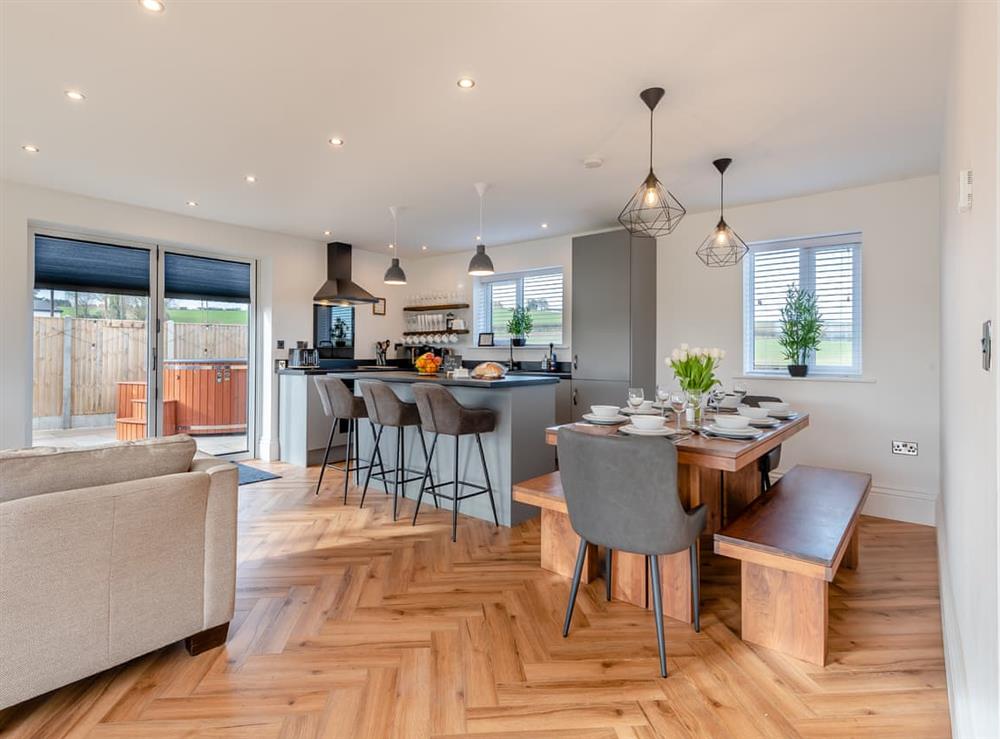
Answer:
xmin=33 ymin=427 xmax=247 ymax=456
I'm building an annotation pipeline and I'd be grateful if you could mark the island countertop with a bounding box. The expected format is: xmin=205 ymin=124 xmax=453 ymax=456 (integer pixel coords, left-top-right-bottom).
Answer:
xmin=279 ymin=368 xmax=560 ymax=388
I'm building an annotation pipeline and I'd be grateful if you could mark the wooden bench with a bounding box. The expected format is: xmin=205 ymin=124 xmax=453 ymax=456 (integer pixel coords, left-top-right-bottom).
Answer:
xmin=713 ymin=465 xmax=871 ymax=665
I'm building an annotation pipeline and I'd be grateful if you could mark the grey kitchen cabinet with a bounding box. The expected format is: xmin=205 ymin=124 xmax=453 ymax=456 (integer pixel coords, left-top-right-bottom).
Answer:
xmin=571 ymin=230 xmax=657 ymax=398
xmin=555 ymin=379 xmax=573 ymax=425
xmin=570 ymin=379 xmax=629 ymax=421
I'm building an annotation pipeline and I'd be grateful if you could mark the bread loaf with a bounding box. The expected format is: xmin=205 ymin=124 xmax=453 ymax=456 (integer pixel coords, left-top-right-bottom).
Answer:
xmin=471 ymin=361 xmax=507 ymax=379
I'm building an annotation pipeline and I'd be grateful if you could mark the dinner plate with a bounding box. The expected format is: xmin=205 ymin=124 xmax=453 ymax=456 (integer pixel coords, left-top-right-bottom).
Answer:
xmin=620 ymin=406 xmax=661 ymax=415
xmin=748 ymin=417 xmax=781 ymax=428
xmin=703 ymin=424 xmax=763 ymax=440
xmin=581 ymin=413 xmax=628 ymax=425
xmin=619 ymin=424 xmax=676 ymax=437
xmin=767 ymin=410 xmax=800 ymax=420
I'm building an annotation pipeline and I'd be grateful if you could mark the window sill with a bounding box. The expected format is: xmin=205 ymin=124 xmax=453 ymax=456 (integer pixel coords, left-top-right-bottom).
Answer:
xmin=735 ymin=373 xmax=876 ymax=384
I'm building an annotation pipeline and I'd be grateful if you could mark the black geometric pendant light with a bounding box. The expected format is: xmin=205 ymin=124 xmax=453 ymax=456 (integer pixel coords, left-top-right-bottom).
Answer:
xmin=696 ymin=157 xmax=748 ymax=267
xmin=467 ymin=182 xmax=495 ymax=276
xmin=383 ymin=205 xmax=407 ymax=285
xmin=618 ymin=87 xmax=686 ymax=237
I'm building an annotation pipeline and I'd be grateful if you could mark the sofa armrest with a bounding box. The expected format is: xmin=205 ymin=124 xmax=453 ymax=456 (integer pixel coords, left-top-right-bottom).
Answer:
xmin=189 ymin=458 xmax=238 ymax=629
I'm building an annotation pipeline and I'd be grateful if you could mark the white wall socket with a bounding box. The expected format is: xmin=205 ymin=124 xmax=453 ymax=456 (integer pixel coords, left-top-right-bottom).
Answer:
xmin=892 ymin=440 xmax=918 ymax=456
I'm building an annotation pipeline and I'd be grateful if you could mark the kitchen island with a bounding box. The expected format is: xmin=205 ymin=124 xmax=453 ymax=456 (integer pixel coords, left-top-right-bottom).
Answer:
xmin=278 ymin=368 xmax=559 ymax=526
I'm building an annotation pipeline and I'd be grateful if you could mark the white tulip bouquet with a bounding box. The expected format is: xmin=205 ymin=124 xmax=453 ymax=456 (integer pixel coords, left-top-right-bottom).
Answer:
xmin=666 ymin=344 xmax=725 ymax=395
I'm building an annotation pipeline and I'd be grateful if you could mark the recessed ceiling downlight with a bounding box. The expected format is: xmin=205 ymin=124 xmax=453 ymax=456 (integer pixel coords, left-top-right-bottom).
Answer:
xmin=140 ymin=0 xmax=165 ymax=12
xmin=328 ymin=137 xmax=344 ymax=147
xmin=22 ymin=144 xmax=39 ymax=153
xmin=245 ymin=174 xmax=256 ymax=184
xmin=186 ymin=200 xmax=198 ymax=207
xmin=457 ymin=77 xmax=475 ymax=89
xmin=65 ymin=89 xmax=86 ymax=102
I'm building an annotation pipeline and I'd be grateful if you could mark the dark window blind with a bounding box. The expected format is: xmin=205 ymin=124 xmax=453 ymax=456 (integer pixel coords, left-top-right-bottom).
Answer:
xmin=34 ymin=235 xmax=150 ymax=295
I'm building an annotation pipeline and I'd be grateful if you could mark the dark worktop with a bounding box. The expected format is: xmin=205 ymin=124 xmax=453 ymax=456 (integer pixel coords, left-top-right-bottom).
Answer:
xmin=279 ymin=368 xmax=559 ymax=388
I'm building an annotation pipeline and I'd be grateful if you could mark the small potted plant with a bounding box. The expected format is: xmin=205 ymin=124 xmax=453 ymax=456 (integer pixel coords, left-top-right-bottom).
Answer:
xmin=331 ymin=317 xmax=348 ymax=348
xmin=777 ymin=285 xmax=823 ymax=377
xmin=506 ymin=307 xmax=533 ymax=347
xmin=666 ymin=345 xmax=724 ymax=425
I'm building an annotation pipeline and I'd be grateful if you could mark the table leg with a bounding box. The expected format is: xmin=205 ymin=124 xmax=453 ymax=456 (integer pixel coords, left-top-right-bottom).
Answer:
xmin=655 ymin=544 xmax=696 ymax=623
xmin=841 ymin=525 xmax=861 ymax=570
xmin=540 ymin=509 xmax=599 ymax=583
xmin=611 ymin=550 xmax=648 ymax=607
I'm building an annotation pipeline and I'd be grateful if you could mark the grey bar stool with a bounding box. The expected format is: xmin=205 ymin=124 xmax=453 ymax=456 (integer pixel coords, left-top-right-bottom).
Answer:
xmin=359 ymin=380 xmax=439 ymax=520
xmin=313 ymin=376 xmax=386 ymax=503
xmin=411 ymin=384 xmax=499 ymax=542
xmin=557 ymin=427 xmax=706 ymax=678
xmin=742 ymin=394 xmax=783 ymax=492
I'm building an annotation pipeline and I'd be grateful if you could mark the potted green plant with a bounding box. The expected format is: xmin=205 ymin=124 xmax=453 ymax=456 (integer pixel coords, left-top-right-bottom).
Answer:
xmin=777 ymin=285 xmax=823 ymax=377
xmin=506 ymin=307 xmax=533 ymax=347
xmin=331 ymin=317 xmax=348 ymax=348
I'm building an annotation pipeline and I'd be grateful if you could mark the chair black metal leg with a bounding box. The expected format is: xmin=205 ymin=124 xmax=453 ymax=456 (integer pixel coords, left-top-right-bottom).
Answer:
xmin=315 ymin=416 xmax=338 ymax=495
xmin=354 ymin=419 xmax=362 ymax=486
xmin=475 ymin=433 xmax=499 ymax=527
xmin=562 ymin=538 xmax=589 ymax=637
xmin=690 ymin=544 xmax=700 ymax=633
xmin=342 ymin=418 xmax=354 ymax=504
xmin=412 ymin=432 xmax=439 ymax=525
xmin=606 ymin=548 xmax=613 ymax=601
xmin=416 ymin=429 xmax=440 ymax=509
xmin=649 ymin=554 xmax=668 ymax=678
xmin=370 ymin=421 xmax=388 ymax=495
xmin=451 ymin=435 xmax=460 ymax=542
xmin=360 ymin=424 xmax=384 ymax=509
xmin=392 ymin=427 xmax=402 ymax=521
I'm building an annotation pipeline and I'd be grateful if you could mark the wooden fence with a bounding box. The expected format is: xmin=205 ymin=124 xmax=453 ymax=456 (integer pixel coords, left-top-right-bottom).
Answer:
xmin=32 ymin=317 xmax=248 ymax=422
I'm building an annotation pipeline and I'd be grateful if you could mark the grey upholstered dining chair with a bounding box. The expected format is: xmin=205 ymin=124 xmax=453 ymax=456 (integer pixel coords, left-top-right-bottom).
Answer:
xmin=741 ymin=394 xmax=783 ymax=492
xmin=557 ymin=428 xmax=707 ymax=678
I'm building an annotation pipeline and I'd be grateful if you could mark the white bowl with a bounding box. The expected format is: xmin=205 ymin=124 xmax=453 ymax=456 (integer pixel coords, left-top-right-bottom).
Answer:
xmin=713 ymin=414 xmax=751 ymax=429
xmin=737 ymin=405 xmax=769 ymax=419
xmin=638 ymin=399 xmax=655 ymax=410
xmin=717 ymin=394 xmax=741 ymax=409
xmin=631 ymin=414 xmax=666 ymax=430
xmin=758 ymin=401 xmax=790 ymax=412
xmin=591 ymin=405 xmax=620 ymax=418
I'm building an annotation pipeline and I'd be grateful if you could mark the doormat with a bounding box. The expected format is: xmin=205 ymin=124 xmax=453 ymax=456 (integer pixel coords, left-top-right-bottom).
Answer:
xmin=235 ymin=463 xmax=281 ymax=486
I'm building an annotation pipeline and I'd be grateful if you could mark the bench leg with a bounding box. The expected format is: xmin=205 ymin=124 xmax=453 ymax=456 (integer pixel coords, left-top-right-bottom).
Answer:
xmin=541 ymin=509 xmax=599 ymax=583
xmin=841 ymin=526 xmax=861 ymax=570
xmin=741 ymin=561 xmax=828 ymax=666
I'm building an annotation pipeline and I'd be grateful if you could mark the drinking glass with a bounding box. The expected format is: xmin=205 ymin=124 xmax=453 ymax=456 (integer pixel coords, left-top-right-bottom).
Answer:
xmin=656 ymin=384 xmax=671 ymax=416
xmin=669 ymin=391 xmax=687 ymax=431
xmin=627 ymin=387 xmax=644 ymax=410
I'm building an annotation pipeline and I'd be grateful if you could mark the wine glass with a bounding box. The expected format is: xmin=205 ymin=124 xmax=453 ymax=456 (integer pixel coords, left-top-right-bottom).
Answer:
xmin=627 ymin=387 xmax=644 ymax=412
xmin=656 ymin=384 xmax=671 ymax=416
xmin=669 ymin=391 xmax=687 ymax=431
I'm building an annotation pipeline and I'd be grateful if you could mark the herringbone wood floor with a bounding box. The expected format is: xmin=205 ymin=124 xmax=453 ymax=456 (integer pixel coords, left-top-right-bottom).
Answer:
xmin=0 ymin=461 xmax=951 ymax=738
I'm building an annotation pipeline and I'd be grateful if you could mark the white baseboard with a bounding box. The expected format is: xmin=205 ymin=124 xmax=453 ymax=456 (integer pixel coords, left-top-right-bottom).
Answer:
xmin=936 ymin=498 xmax=971 ymax=739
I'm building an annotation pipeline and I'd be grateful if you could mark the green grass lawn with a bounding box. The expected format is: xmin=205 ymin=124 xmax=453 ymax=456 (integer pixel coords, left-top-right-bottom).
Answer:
xmin=166 ymin=308 xmax=248 ymax=325
xmin=489 ymin=307 xmax=563 ymax=344
xmin=754 ymin=336 xmax=853 ymax=368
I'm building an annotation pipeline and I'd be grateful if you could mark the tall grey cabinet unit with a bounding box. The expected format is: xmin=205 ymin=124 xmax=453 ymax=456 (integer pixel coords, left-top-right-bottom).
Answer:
xmin=571 ymin=229 xmax=656 ymax=421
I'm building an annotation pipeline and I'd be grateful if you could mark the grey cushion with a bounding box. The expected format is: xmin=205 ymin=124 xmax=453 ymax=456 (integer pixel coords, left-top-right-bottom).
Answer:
xmin=359 ymin=380 xmax=420 ymax=427
xmin=412 ymin=384 xmax=496 ymax=436
xmin=314 ymin=376 xmax=367 ymax=419
xmin=557 ymin=428 xmax=706 ymax=556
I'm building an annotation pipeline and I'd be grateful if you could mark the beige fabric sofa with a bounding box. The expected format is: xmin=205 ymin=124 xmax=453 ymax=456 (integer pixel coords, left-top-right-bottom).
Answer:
xmin=0 ymin=435 xmax=238 ymax=709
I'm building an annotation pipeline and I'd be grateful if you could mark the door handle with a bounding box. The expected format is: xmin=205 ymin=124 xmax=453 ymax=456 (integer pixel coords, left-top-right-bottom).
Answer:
xmin=573 ymin=354 xmax=578 ymax=370
xmin=572 ymin=388 xmax=578 ymax=405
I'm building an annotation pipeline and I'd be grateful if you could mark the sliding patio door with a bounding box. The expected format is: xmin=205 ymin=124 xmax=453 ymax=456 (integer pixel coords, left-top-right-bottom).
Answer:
xmin=156 ymin=250 xmax=255 ymax=458
xmin=31 ymin=232 xmax=156 ymax=447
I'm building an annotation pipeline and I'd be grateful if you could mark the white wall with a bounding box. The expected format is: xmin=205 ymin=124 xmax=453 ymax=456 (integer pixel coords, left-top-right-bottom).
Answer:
xmin=405 ymin=234 xmax=574 ymax=363
xmin=937 ymin=1 xmax=999 ymax=735
xmin=0 ymin=180 xmax=404 ymax=460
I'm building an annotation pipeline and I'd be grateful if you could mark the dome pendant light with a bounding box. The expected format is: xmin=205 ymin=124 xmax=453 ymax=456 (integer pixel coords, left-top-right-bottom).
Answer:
xmin=696 ymin=157 xmax=749 ymax=268
xmin=618 ymin=87 xmax=686 ymax=238
xmin=467 ymin=182 xmax=495 ymax=276
xmin=383 ymin=205 xmax=408 ymax=285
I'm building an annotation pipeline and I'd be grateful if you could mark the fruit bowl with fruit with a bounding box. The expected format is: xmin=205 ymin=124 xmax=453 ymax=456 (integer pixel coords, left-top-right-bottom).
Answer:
xmin=414 ymin=352 xmax=442 ymax=375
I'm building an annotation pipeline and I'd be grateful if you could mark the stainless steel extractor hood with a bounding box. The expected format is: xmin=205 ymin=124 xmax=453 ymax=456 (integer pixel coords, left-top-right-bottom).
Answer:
xmin=313 ymin=242 xmax=378 ymax=306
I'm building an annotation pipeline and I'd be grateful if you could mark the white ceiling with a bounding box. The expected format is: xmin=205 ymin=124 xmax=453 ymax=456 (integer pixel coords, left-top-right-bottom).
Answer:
xmin=2 ymin=1 xmax=954 ymax=254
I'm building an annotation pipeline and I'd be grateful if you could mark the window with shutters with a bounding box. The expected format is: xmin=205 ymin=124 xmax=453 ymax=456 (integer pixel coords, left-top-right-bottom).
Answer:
xmin=474 ymin=267 xmax=564 ymax=346
xmin=742 ymin=233 xmax=862 ymax=375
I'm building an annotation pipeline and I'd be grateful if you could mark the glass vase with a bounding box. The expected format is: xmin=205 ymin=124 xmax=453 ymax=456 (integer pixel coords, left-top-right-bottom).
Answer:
xmin=685 ymin=390 xmax=705 ymax=426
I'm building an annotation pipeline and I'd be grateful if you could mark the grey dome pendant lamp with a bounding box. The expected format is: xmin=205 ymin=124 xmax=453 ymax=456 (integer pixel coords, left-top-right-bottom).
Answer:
xmin=383 ymin=205 xmax=407 ymax=285
xmin=617 ymin=86 xmax=686 ymax=237
xmin=467 ymin=182 xmax=495 ymax=276
xmin=695 ymin=157 xmax=749 ymax=267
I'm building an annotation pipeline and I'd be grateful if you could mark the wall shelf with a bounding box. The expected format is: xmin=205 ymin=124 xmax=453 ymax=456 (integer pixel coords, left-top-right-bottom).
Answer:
xmin=402 ymin=303 xmax=470 ymax=312
xmin=402 ymin=329 xmax=469 ymax=336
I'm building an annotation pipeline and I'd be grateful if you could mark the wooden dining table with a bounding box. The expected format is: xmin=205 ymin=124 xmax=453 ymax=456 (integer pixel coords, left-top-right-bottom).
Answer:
xmin=514 ymin=411 xmax=810 ymax=624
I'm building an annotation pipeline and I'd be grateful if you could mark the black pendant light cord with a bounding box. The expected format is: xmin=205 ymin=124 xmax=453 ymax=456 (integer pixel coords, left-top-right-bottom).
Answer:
xmin=720 ymin=170 xmax=725 ymax=221
xmin=648 ymin=109 xmax=654 ymax=172
xmin=479 ymin=190 xmax=485 ymax=242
